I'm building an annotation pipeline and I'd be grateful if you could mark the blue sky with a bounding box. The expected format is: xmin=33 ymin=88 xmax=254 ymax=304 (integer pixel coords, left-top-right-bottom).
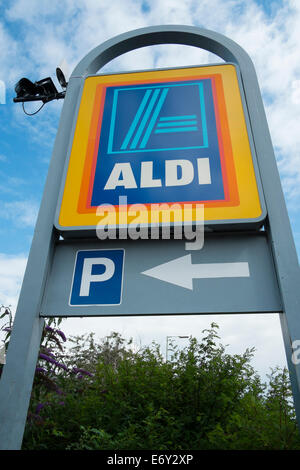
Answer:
xmin=0 ymin=0 xmax=300 ymax=378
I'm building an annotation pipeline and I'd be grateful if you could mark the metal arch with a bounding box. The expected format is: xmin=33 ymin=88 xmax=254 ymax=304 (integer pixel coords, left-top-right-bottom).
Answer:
xmin=71 ymin=25 xmax=240 ymax=77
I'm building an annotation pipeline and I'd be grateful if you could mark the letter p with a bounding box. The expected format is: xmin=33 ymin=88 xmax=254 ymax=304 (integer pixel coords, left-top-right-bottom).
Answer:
xmin=79 ymin=257 xmax=115 ymax=296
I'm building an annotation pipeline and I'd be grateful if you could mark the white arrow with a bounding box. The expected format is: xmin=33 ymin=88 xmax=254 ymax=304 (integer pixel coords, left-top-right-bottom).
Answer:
xmin=141 ymin=254 xmax=250 ymax=290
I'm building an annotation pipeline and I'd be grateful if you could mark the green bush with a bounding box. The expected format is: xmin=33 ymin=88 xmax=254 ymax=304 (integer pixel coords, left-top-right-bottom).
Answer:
xmin=21 ymin=323 xmax=300 ymax=450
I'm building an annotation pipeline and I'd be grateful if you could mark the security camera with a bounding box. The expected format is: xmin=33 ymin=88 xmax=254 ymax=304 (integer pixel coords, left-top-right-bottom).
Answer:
xmin=56 ymin=67 xmax=68 ymax=89
xmin=15 ymin=78 xmax=38 ymax=100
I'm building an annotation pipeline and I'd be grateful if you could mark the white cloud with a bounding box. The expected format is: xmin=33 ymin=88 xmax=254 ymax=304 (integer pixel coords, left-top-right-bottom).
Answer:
xmin=0 ymin=171 xmax=27 ymax=197
xmin=11 ymin=100 xmax=61 ymax=148
xmin=0 ymin=253 xmax=27 ymax=308
xmin=0 ymin=200 xmax=38 ymax=227
xmin=0 ymin=21 xmax=29 ymax=86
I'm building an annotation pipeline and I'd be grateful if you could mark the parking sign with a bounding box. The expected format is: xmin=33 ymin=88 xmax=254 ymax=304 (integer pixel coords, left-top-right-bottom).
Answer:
xmin=70 ymin=249 xmax=125 ymax=306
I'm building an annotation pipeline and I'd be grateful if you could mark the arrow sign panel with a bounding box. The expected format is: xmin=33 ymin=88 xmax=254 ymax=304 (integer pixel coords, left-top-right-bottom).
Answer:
xmin=142 ymin=255 xmax=250 ymax=290
xmin=41 ymin=234 xmax=282 ymax=317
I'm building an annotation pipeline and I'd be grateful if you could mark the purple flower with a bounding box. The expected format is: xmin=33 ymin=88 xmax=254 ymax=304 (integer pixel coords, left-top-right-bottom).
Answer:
xmin=39 ymin=353 xmax=56 ymax=364
xmin=73 ymin=367 xmax=93 ymax=377
xmin=83 ymin=371 xmax=93 ymax=377
xmin=56 ymin=330 xmax=67 ymax=342
xmin=35 ymin=367 xmax=47 ymax=374
xmin=45 ymin=325 xmax=54 ymax=333
xmin=35 ymin=402 xmax=51 ymax=414
xmin=43 ymin=348 xmax=55 ymax=358
xmin=58 ymin=401 xmax=65 ymax=406
xmin=35 ymin=403 xmax=45 ymax=414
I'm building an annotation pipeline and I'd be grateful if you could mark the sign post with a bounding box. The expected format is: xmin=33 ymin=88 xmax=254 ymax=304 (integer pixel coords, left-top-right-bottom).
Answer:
xmin=0 ymin=25 xmax=300 ymax=450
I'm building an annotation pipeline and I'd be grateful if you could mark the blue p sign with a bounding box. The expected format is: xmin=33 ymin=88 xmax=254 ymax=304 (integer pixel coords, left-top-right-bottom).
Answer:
xmin=69 ymin=249 xmax=125 ymax=306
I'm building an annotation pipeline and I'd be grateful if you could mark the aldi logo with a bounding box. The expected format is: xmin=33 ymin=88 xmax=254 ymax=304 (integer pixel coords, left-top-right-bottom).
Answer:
xmin=90 ymin=77 xmax=226 ymax=208
xmin=56 ymin=64 xmax=265 ymax=233
xmin=106 ymin=82 xmax=208 ymax=153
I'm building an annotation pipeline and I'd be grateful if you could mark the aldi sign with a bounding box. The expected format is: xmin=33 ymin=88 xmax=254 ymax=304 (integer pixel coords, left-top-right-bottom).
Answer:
xmin=3 ymin=27 xmax=300 ymax=451
xmin=55 ymin=64 xmax=266 ymax=234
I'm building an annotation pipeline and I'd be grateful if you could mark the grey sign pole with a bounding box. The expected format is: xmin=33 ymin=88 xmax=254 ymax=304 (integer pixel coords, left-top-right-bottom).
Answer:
xmin=0 ymin=25 xmax=299 ymax=450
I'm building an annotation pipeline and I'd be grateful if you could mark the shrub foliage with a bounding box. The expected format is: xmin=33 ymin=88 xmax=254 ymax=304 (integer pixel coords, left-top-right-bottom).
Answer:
xmin=1 ymin=308 xmax=300 ymax=450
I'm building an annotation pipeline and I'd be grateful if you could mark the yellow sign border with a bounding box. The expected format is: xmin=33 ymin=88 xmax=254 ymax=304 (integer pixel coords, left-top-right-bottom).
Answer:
xmin=56 ymin=64 xmax=264 ymax=230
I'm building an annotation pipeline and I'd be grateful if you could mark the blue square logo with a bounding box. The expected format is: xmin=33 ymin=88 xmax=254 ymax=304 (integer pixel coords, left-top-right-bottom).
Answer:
xmin=90 ymin=78 xmax=225 ymax=207
xmin=69 ymin=249 xmax=125 ymax=306
xmin=107 ymin=82 xmax=208 ymax=154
